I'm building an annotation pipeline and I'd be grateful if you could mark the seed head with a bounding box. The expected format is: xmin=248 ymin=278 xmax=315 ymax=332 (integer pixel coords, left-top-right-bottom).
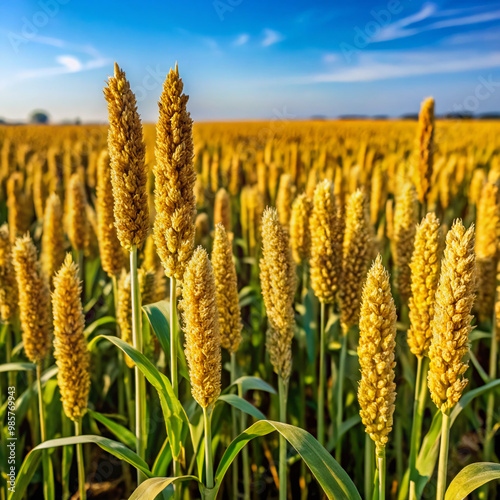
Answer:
xmin=428 ymin=221 xmax=476 ymax=413
xmin=212 ymin=224 xmax=242 ymax=353
xmin=415 ymin=97 xmax=435 ymax=204
xmin=42 ymin=193 xmax=66 ymax=286
xmin=96 ymin=150 xmax=125 ymax=276
xmin=214 ymin=187 xmax=232 ymax=234
xmin=475 ymin=182 xmax=499 ymax=322
xmin=181 ymin=247 xmax=221 ymax=408
xmin=0 ymin=225 xmax=18 ymax=321
xmin=153 ymin=64 xmax=197 ymax=281
xmin=340 ymin=189 xmax=371 ymax=332
xmin=310 ymin=180 xmax=342 ymax=304
xmin=52 ymin=254 xmax=90 ymax=421
xmin=358 ymin=255 xmax=397 ymax=453
xmin=13 ymin=234 xmax=52 ymax=363
xmin=276 ymin=173 xmax=296 ymax=230
xmin=104 ymin=62 xmax=149 ymax=250
xmin=66 ymin=174 xmax=88 ymax=252
xmin=290 ymin=193 xmax=312 ymax=264
xmin=260 ymin=208 xmax=296 ymax=382
xmin=408 ymin=213 xmax=441 ymax=358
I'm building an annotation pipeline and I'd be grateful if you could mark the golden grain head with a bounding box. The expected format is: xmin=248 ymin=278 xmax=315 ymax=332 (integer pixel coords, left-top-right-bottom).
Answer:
xmin=260 ymin=207 xmax=296 ymax=382
xmin=181 ymin=246 xmax=221 ymax=408
xmin=52 ymin=253 xmax=90 ymax=421
xmin=428 ymin=220 xmax=476 ymax=413
xmin=104 ymin=62 xmax=149 ymax=250
xmin=415 ymin=97 xmax=435 ymax=204
xmin=0 ymin=224 xmax=18 ymax=322
xmin=153 ymin=63 xmax=197 ymax=281
xmin=96 ymin=149 xmax=125 ymax=276
xmin=407 ymin=212 xmax=441 ymax=358
xmin=340 ymin=189 xmax=371 ymax=332
xmin=474 ymin=182 xmax=499 ymax=322
xmin=66 ymin=173 xmax=88 ymax=252
xmin=394 ymin=183 xmax=418 ymax=302
xmin=214 ymin=187 xmax=232 ymax=234
xmin=310 ymin=180 xmax=342 ymax=304
xmin=12 ymin=234 xmax=52 ymax=364
xmin=41 ymin=192 xmax=66 ymax=286
xmin=212 ymin=223 xmax=242 ymax=353
xmin=357 ymin=254 xmax=397 ymax=453
xmin=290 ymin=193 xmax=312 ymax=264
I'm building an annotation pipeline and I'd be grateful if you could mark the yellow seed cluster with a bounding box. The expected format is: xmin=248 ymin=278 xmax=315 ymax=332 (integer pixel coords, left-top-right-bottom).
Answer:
xmin=414 ymin=97 xmax=435 ymax=205
xmin=340 ymin=189 xmax=371 ymax=332
xmin=474 ymin=182 xmax=499 ymax=322
xmin=104 ymin=63 xmax=149 ymax=250
xmin=96 ymin=150 xmax=125 ymax=277
xmin=358 ymin=255 xmax=397 ymax=453
xmin=310 ymin=180 xmax=342 ymax=304
xmin=181 ymin=247 xmax=221 ymax=408
xmin=212 ymin=224 xmax=242 ymax=353
xmin=0 ymin=224 xmax=18 ymax=321
xmin=66 ymin=173 xmax=88 ymax=252
xmin=428 ymin=221 xmax=476 ymax=413
xmin=41 ymin=193 xmax=65 ymax=286
xmin=276 ymin=173 xmax=296 ymax=230
xmin=153 ymin=64 xmax=197 ymax=281
xmin=52 ymin=254 xmax=91 ymax=421
xmin=393 ymin=184 xmax=418 ymax=302
xmin=12 ymin=234 xmax=52 ymax=363
xmin=214 ymin=187 xmax=232 ymax=234
xmin=259 ymin=208 xmax=296 ymax=382
xmin=407 ymin=213 xmax=441 ymax=358
xmin=290 ymin=193 xmax=312 ymax=264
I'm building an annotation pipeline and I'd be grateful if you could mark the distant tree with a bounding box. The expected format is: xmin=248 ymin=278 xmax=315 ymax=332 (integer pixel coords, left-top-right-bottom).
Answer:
xmin=29 ymin=110 xmax=49 ymax=124
xmin=0 ymin=118 xmax=5 ymax=124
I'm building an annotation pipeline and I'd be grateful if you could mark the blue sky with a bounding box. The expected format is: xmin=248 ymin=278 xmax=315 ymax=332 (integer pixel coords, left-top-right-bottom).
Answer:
xmin=0 ymin=0 xmax=500 ymax=122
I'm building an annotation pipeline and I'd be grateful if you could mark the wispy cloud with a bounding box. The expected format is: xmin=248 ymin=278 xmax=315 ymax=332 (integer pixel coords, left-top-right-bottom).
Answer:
xmin=262 ymin=29 xmax=284 ymax=47
xmin=373 ymin=3 xmax=500 ymax=42
xmin=234 ymin=33 xmax=249 ymax=46
xmin=287 ymin=50 xmax=500 ymax=83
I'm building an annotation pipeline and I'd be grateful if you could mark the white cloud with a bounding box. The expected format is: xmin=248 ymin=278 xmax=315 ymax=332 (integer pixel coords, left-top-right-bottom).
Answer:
xmin=372 ymin=3 xmax=500 ymax=42
xmin=323 ymin=53 xmax=339 ymax=63
xmin=57 ymin=55 xmax=83 ymax=72
xmin=262 ymin=29 xmax=284 ymax=47
xmin=287 ymin=50 xmax=500 ymax=84
xmin=234 ymin=33 xmax=249 ymax=46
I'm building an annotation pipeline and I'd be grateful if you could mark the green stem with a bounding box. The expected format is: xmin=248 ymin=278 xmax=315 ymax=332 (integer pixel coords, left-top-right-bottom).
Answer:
xmin=336 ymin=328 xmax=348 ymax=462
xmin=61 ymin=413 xmax=71 ymax=500
xmin=231 ymin=353 xmax=239 ymax=497
xmin=37 ymin=363 xmax=52 ymax=500
xmin=75 ymin=419 xmax=86 ymax=500
xmin=364 ymin=434 xmax=374 ymax=499
xmin=130 ymin=247 xmax=146 ymax=484
xmin=318 ymin=301 xmax=326 ymax=446
xmin=112 ymin=275 xmax=125 ymax=418
xmin=278 ymin=376 xmax=288 ymax=500
xmin=238 ymin=383 xmax=250 ymax=500
xmin=4 ymin=323 xmax=14 ymax=389
xmin=409 ymin=357 xmax=428 ymax=500
xmin=203 ymin=406 xmax=214 ymax=489
xmin=377 ymin=447 xmax=386 ymax=500
xmin=170 ymin=277 xmax=178 ymax=395
xmin=28 ymin=370 xmax=39 ymax=451
xmin=436 ymin=412 xmax=450 ymax=500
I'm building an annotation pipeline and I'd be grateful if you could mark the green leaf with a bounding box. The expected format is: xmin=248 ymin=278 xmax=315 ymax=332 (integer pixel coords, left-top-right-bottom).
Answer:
xmin=128 ymin=476 xmax=202 ymax=500
xmin=9 ymin=435 xmax=151 ymax=500
xmin=88 ymin=409 xmax=136 ymax=449
xmin=225 ymin=376 xmax=276 ymax=395
xmin=214 ymin=420 xmax=361 ymax=500
xmin=400 ymin=378 xmax=500 ymax=500
xmin=142 ymin=300 xmax=189 ymax=381
xmin=0 ymin=362 xmax=35 ymax=373
xmin=84 ymin=316 xmax=116 ymax=338
xmin=152 ymin=436 xmax=173 ymax=477
xmin=217 ymin=394 xmax=267 ymax=420
xmin=90 ymin=335 xmax=190 ymax=464
xmin=445 ymin=463 xmax=500 ymax=500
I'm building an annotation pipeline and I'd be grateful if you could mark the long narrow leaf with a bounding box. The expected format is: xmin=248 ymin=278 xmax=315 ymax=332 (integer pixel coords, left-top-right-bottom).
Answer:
xmin=217 ymin=394 xmax=267 ymax=420
xmin=128 ymin=476 xmax=202 ymax=500
xmin=445 ymin=463 xmax=500 ymax=500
